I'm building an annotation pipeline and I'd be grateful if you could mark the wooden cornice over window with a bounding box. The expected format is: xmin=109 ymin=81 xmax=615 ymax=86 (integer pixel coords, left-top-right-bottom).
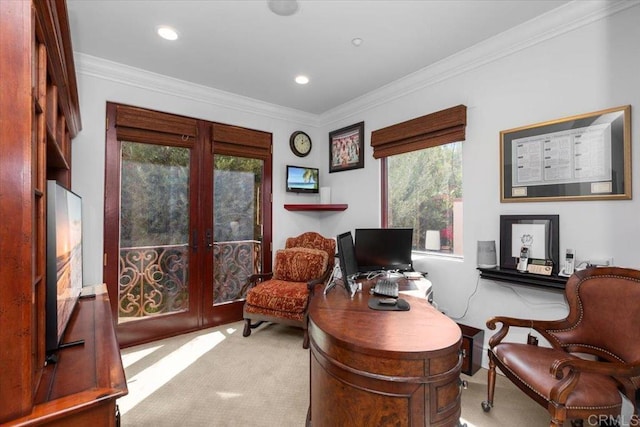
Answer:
xmin=115 ymin=105 xmax=198 ymax=147
xmin=371 ymin=105 xmax=467 ymax=159
xmin=212 ymin=123 xmax=271 ymax=159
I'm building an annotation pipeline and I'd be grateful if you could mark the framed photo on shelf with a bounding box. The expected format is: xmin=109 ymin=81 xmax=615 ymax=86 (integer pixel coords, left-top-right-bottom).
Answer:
xmin=500 ymin=105 xmax=631 ymax=202
xmin=499 ymin=215 xmax=559 ymax=274
xmin=329 ymin=121 xmax=365 ymax=173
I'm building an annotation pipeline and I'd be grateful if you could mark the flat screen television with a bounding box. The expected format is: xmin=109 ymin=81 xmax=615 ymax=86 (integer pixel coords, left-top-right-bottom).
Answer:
xmin=355 ymin=228 xmax=414 ymax=273
xmin=46 ymin=180 xmax=84 ymax=354
xmin=286 ymin=165 xmax=319 ymax=193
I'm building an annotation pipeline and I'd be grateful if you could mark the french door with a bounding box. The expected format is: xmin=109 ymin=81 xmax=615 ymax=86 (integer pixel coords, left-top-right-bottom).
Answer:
xmin=104 ymin=103 xmax=272 ymax=347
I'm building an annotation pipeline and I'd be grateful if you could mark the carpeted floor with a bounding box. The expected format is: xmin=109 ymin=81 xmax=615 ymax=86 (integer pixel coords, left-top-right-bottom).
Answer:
xmin=118 ymin=322 xmax=574 ymax=426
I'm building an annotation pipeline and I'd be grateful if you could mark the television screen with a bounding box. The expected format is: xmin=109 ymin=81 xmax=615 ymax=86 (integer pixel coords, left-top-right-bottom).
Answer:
xmin=355 ymin=228 xmax=413 ymax=272
xmin=337 ymin=231 xmax=358 ymax=296
xmin=46 ymin=181 xmax=83 ymax=354
xmin=286 ymin=165 xmax=319 ymax=193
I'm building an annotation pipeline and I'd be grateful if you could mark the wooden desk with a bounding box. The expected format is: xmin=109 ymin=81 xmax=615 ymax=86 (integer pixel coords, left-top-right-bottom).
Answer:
xmin=308 ymin=279 xmax=462 ymax=427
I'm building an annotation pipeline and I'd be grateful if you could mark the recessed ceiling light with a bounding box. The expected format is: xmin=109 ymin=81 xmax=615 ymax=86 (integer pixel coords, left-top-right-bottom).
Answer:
xmin=352 ymin=38 xmax=363 ymax=47
xmin=295 ymin=75 xmax=309 ymax=85
xmin=157 ymin=26 xmax=178 ymax=41
xmin=268 ymin=0 xmax=299 ymax=16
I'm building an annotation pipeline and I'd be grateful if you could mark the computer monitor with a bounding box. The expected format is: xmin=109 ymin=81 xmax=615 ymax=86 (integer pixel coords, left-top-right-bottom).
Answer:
xmin=355 ymin=228 xmax=413 ymax=272
xmin=336 ymin=231 xmax=358 ymax=297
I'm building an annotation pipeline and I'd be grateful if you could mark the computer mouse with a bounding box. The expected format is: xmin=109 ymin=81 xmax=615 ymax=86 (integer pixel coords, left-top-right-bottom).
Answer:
xmin=396 ymin=299 xmax=410 ymax=310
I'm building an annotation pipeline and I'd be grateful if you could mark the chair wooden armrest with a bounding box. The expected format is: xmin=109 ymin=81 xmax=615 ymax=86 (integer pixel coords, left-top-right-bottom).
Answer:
xmin=486 ymin=316 xmax=568 ymax=348
xmin=551 ymin=358 xmax=640 ymax=379
xmin=549 ymin=358 xmax=640 ymax=404
xmin=307 ymin=267 xmax=332 ymax=294
xmin=240 ymin=272 xmax=274 ymax=296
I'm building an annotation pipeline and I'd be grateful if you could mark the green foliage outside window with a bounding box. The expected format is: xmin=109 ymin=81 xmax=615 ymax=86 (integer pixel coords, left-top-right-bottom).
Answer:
xmin=387 ymin=142 xmax=462 ymax=252
xmin=214 ymin=155 xmax=263 ymax=242
xmin=120 ymin=142 xmax=190 ymax=248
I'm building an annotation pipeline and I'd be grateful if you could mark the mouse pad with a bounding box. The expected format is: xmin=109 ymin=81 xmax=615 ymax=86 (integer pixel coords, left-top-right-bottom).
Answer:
xmin=368 ymin=297 xmax=410 ymax=311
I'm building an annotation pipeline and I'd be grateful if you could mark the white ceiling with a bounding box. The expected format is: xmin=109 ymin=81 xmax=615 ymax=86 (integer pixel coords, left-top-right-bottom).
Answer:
xmin=66 ymin=0 xmax=570 ymax=115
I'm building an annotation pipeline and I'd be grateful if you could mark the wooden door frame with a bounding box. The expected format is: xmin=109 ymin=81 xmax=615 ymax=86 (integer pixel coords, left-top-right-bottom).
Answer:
xmin=104 ymin=102 xmax=202 ymax=347
xmin=104 ymin=102 xmax=273 ymax=346
xmin=200 ymin=126 xmax=273 ymax=326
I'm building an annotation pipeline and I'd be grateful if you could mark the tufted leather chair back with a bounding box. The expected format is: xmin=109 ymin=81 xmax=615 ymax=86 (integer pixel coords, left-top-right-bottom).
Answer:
xmin=546 ymin=267 xmax=640 ymax=366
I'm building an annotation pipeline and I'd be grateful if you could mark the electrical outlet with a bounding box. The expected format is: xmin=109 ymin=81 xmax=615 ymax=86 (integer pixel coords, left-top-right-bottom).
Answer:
xmin=588 ymin=257 xmax=614 ymax=267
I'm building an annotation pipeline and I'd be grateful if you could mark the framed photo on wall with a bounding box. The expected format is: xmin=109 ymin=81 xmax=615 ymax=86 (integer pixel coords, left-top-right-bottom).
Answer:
xmin=499 ymin=215 xmax=559 ymax=274
xmin=329 ymin=122 xmax=365 ymax=173
xmin=500 ymin=105 xmax=631 ymax=202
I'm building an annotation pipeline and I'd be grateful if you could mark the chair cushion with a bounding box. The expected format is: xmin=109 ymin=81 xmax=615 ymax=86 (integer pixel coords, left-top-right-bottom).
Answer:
xmin=493 ymin=343 xmax=622 ymax=411
xmin=243 ymin=302 xmax=305 ymax=322
xmin=286 ymin=232 xmax=336 ymax=268
xmin=245 ymin=279 xmax=309 ymax=314
xmin=273 ymin=247 xmax=328 ymax=282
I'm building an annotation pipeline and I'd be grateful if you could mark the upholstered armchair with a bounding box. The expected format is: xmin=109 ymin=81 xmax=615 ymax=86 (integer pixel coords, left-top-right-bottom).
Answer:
xmin=482 ymin=267 xmax=640 ymax=427
xmin=242 ymin=232 xmax=336 ymax=348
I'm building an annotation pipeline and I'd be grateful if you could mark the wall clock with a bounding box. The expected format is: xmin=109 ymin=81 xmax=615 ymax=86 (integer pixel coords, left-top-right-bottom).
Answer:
xmin=289 ymin=131 xmax=312 ymax=157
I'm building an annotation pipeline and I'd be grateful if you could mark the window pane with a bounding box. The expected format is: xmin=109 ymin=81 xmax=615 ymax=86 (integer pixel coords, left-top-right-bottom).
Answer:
xmin=119 ymin=141 xmax=191 ymax=322
xmin=386 ymin=142 xmax=463 ymax=255
xmin=213 ymin=155 xmax=263 ymax=304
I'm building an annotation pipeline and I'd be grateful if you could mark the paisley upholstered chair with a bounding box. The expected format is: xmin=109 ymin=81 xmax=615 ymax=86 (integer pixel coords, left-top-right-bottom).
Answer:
xmin=482 ymin=267 xmax=640 ymax=427
xmin=242 ymin=232 xmax=335 ymax=348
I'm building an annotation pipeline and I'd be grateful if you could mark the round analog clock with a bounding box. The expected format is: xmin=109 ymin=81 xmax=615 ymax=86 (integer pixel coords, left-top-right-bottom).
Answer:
xmin=289 ymin=131 xmax=312 ymax=157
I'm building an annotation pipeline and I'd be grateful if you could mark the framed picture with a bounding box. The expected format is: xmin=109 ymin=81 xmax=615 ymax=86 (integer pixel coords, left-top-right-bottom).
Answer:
xmin=500 ymin=105 xmax=631 ymax=202
xmin=329 ymin=121 xmax=365 ymax=173
xmin=499 ymin=215 xmax=559 ymax=274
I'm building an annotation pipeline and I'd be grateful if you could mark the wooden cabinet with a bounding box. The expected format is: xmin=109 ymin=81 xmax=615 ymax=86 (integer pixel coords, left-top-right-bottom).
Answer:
xmin=0 ymin=1 xmax=126 ymax=425
xmin=458 ymin=323 xmax=484 ymax=376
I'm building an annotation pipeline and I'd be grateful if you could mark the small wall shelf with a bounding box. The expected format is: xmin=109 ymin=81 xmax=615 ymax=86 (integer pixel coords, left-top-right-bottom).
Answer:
xmin=478 ymin=267 xmax=568 ymax=290
xmin=284 ymin=204 xmax=348 ymax=211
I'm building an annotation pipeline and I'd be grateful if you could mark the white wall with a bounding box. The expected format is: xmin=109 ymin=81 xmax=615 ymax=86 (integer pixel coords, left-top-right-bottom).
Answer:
xmin=73 ymin=2 xmax=640 ymax=367
xmin=319 ymin=2 xmax=640 ymax=365
xmin=72 ymin=58 xmax=330 ymax=285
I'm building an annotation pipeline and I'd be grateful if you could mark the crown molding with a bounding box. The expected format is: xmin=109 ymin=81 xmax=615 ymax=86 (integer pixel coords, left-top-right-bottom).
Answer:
xmin=74 ymin=0 xmax=637 ymax=130
xmin=74 ymin=53 xmax=320 ymax=127
xmin=319 ymin=0 xmax=638 ymax=127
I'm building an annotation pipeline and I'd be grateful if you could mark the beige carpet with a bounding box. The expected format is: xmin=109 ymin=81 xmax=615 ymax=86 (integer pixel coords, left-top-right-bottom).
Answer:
xmin=118 ymin=322 xmax=575 ymax=426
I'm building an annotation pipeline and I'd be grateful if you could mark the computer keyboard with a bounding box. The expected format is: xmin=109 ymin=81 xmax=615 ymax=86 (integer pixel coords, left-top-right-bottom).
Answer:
xmin=372 ymin=278 xmax=399 ymax=298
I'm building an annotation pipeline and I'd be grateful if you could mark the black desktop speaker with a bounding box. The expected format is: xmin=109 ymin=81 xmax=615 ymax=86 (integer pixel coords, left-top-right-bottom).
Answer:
xmin=477 ymin=240 xmax=497 ymax=268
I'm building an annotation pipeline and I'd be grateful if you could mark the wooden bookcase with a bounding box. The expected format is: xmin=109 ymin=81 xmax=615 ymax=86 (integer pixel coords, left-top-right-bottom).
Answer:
xmin=0 ymin=1 xmax=126 ymax=424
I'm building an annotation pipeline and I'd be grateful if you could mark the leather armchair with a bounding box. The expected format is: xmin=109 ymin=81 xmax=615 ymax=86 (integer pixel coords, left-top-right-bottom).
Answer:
xmin=482 ymin=267 xmax=640 ymax=427
xmin=242 ymin=232 xmax=335 ymax=348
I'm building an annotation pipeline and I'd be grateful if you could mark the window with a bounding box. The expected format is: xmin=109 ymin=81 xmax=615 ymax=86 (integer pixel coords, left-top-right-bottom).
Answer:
xmin=385 ymin=142 xmax=463 ymax=255
xmin=371 ymin=105 xmax=467 ymax=257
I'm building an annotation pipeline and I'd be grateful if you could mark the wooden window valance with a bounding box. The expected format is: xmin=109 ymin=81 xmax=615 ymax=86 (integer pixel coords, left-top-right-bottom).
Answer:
xmin=115 ymin=105 xmax=198 ymax=147
xmin=212 ymin=123 xmax=271 ymax=159
xmin=370 ymin=105 xmax=467 ymax=159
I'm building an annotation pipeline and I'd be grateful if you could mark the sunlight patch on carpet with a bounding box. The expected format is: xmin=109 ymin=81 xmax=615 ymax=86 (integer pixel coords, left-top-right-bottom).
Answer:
xmin=118 ymin=330 xmax=226 ymax=415
xmin=121 ymin=345 xmax=161 ymax=369
xmin=216 ymin=391 xmax=243 ymax=399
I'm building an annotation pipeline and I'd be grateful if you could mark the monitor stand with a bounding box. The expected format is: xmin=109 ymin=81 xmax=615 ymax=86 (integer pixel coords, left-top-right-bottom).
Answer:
xmin=345 ymin=278 xmax=357 ymax=298
xmin=323 ymin=264 xmax=340 ymax=295
xmin=324 ymin=265 xmax=357 ymax=298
